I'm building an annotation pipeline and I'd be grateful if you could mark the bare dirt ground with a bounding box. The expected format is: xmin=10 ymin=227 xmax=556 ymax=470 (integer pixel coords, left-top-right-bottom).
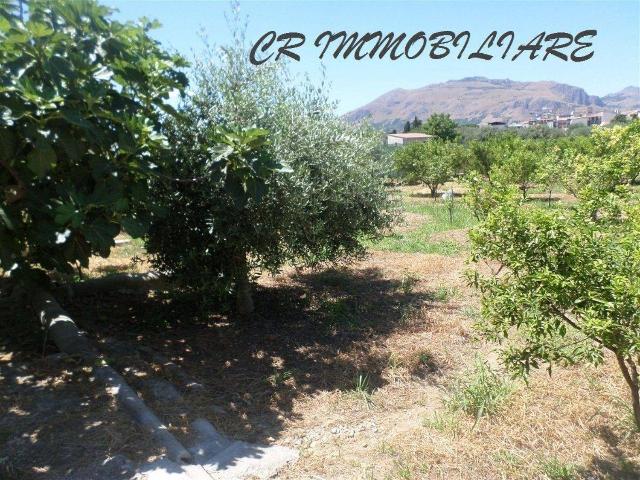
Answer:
xmin=1 ymin=192 xmax=639 ymax=479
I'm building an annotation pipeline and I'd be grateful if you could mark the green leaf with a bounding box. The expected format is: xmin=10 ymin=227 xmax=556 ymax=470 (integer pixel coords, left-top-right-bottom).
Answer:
xmin=27 ymin=140 xmax=56 ymax=177
xmin=0 ymin=129 xmax=17 ymax=162
xmin=84 ymin=218 xmax=119 ymax=256
xmin=27 ymin=22 xmax=54 ymax=38
xmin=54 ymin=203 xmax=83 ymax=228
xmin=121 ymin=215 xmax=148 ymax=238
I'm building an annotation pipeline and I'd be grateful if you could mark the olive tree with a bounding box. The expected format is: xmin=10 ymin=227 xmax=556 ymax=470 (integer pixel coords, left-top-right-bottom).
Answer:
xmin=0 ymin=0 xmax=187 ymax=281
xmin=394 ymin=140 xmax=467 ymax=197
xmin=469 ymin=121 xmax=640 ymax=428
xmin=146 ymin=26 xmax=396 ymax=315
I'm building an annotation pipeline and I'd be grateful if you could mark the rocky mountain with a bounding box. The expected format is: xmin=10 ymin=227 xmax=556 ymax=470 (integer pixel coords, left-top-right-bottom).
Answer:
xmin=345 ymin=77 xmax=640 ymax=131
xmin=602 ymin=86 xmax=640 ymax=110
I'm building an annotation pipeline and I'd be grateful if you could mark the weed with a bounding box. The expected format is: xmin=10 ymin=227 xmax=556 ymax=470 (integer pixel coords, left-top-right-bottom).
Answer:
xmin=353 ymin=373 xmax=374 ymax=408
xmin=444 ymin=359 xmax=514 ymax=424
xmin=387 ymin=353 xmax=403 ymax=370
xmin=320 ymin=297 xmax=360 ymax=331
xmin=493 ymin=449 xmax=524 ymax=470
xmin=393 ymin=459 xmax=413 ymax=479
xmin=433 ymin=285 xmax=458 ymax=302
xmin=417 ymin=351 xmax=437 ymax=371
xmin=400 ymin=271 xmax=420 ymax=294
xmin=398 ymin=305 xmax=417 ymax=326
xmin=612 ymin=396 xmax=640 ymax=439
xmin=423 ymin=411 xmax=461 ymax=436
xmin=461 ymin=306 xmax=480 ymax=320
xmin=366 ymin=198 xmax=477 ymax=255
xmin=377 ymin=441 xmax=398 ymax=456
xmin=268 ymin=370 xmax=293 ymax=387
xmin=540 ymin=458 xmax=578 ymax=480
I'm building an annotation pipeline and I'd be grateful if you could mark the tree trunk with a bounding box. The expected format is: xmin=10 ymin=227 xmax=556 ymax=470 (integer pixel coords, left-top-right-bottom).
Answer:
xmin=33 ymin=289 xmax=93 ymax=356
xmin=616 ymin=353 xmax=640 ymax=430
xmin=234 ymin=255 xmax=254 ymax=317
xmin=430 ymin=186 xmax=438 ymax=198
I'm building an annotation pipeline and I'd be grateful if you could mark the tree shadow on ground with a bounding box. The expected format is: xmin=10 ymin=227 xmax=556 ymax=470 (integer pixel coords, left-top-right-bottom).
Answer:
xmin=0 ymin=352 xmax=145 ymax=479
xmin=409 ymin=191 xmax=463 ymax=199
xmin=0 ymin=265 xmax=448 ymax=476
xmin=584 ymin=424 xmax=640 ymax=479
xmin=61 ymin=266 xmax=443 ymax=444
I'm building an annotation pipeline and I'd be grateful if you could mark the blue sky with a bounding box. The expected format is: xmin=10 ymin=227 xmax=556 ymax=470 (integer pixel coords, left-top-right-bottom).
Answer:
xmin=104 ymin=0 xmax=640 ymax=113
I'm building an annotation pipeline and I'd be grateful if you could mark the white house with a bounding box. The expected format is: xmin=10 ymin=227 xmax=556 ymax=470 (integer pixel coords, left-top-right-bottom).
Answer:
xmin=386 ymin=132 xmax=435 ymax=146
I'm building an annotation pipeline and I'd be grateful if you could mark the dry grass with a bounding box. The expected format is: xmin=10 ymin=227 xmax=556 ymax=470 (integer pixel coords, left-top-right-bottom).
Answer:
xmin=1 ymin=193 xmax=639 ymax=479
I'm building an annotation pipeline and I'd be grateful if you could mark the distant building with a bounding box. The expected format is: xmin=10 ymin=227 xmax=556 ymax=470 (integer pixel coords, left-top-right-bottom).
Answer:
xmin=527 ymin=112 xmax=602 ymax=129
xmin=487 ymin=121 xmax=507 ymax=129
xmin=386 ymin=132 xmax=435 ymax=146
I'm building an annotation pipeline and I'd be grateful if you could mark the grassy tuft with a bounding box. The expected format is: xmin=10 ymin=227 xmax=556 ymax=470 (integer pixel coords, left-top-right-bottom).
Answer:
xmin=353 ymin=373 xmax=374 ymax=408
xmin=444 ymin=359 xmax=514 ymax=422
xmin=540 ymin=458 xmax=578 ymax=480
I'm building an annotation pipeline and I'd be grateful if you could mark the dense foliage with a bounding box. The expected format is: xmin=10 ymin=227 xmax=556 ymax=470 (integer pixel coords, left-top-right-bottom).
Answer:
xmin=146 ymin=31 xmax=396 ymax=313
xmin=0 ymin=0 xmax=187 ymax=279
xmin=393 ymin=140 xmax=467 ymax=197
xmin=490 ymin=137 xmax=543 ymax=199
xmin=422 ymin=113 xmax=458 ymax=141
xmin=469 ymin=121 xmax=640 ymax=428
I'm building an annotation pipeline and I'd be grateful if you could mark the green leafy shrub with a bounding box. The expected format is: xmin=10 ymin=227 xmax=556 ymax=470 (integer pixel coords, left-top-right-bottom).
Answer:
xmin=422 ymin=113 xmax=458 ymax=141
xmin=491 ymin=137 xmax=542 ymax=199
xmin=0 ymin=0 xmax=187 ymax=279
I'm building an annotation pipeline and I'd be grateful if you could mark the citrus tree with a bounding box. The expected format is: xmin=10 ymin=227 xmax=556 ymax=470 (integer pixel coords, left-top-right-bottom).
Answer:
xmin=394 ymin=140 xmax=467 ymax=197
xmin=491 ymin=137 xmax=542 ymax=199
xmin=0 ymin=0 xmax=187 ymax=281
xmin=469 ymin=121 xmax=640 ymax=428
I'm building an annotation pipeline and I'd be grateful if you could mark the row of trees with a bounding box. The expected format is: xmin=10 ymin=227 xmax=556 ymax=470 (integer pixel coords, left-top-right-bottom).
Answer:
xmin=400 ymin=113 xmax=458 ymax=141
xmin=397 ymin=112 xmax=597 ymax=141
xmin=0 ymin=0 xmax=396 ymax=314
xmin=394 ymin=111 xmax=640 ymax=429
xmin=392 ymin=130 xmax=621 ymax=200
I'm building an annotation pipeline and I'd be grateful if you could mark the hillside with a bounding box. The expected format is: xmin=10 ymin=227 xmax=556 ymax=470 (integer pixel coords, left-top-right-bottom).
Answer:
xmin=602 ymin=86 xmax=640 ymax=110
xmin=345 ymin=77 xmax=640 ymax=130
